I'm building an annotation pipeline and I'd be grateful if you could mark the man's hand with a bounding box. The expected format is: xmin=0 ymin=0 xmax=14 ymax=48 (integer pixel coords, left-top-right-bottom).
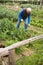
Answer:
xmin=26 ymin=23 xmax=30 ymax=27
xmin=21 ymin=19 xmax=23 ymax=21
xmin=28 ymin=24 xmax=30 ymax=27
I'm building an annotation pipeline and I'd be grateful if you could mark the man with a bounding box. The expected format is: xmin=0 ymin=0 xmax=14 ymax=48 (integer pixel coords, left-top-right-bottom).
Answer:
xmin=17 ymin=8 xmax=31 ymax=29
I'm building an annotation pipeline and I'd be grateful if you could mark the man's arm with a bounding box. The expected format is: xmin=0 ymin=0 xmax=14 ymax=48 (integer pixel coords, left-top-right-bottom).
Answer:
xmin=19 ymin=9 xmax=24 ymax=21
xmin=28 ymin=14 xmax=31 ymax=24
xmin=18 ymin=9 xmax=24 ymax=21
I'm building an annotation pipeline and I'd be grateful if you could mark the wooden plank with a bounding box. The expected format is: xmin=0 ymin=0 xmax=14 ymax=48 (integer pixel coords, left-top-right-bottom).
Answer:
xmin=0 ymin=34 xmax=43 ymax=57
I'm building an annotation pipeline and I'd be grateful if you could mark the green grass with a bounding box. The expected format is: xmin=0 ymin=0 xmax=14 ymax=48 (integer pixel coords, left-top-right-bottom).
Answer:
xmin=16 ymin=53 xmax=43 ymax=65
xmin=16 ymin=39 xmax=43 ymax=65
xmin=0 ymin=5 xmax=19 ymax=21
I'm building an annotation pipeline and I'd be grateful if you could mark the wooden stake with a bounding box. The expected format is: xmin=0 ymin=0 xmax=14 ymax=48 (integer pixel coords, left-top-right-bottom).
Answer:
xmin=0 ymin=57 xmax=2 ymax=65
xmin=8 ymin=50 xmax=16 ymax=65
xmin=1 ymin=56 xmax=9 ymax=65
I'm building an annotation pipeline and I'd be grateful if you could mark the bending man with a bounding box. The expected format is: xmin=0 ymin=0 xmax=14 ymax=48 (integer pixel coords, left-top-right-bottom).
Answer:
xmin=17 ymin=8 xmax=31 ymax=29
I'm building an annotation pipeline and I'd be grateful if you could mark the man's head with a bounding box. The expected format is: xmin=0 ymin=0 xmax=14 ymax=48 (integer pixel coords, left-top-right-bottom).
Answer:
xmin=26 ymin=8 xmax=31 ymax=14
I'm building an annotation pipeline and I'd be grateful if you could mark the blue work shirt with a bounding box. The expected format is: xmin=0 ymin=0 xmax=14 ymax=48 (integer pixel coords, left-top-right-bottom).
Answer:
xmin=19 ymin=9 xmax=31 ymax=24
